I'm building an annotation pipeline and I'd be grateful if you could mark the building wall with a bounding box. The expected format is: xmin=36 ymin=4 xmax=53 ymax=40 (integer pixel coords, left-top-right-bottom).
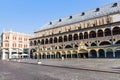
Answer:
xmin=1 ymin=31 xmax=32 ymax=60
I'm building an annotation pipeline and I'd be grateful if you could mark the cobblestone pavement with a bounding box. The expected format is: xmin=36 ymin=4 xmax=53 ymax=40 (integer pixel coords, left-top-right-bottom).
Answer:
xmin=0 ymin=60 xmax=120 ymax=80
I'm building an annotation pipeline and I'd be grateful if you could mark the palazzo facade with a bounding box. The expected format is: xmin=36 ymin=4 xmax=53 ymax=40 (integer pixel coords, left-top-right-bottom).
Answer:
xmin=30 ymin=2 xmax=120 ymax=59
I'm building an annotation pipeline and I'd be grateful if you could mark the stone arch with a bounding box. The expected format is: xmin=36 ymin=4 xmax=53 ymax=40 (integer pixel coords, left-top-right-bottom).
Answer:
xmin=49 ymin=38 xmax=53 ymax=44
xmin=79 ymin=33 xmax=83 ymax=40
xmin=54 ymin=37 xmax=57 ymax=43
xmin=91 ymin=43 xmax=97 ymax=47
xmin=45 ymin=39 xmax=49 ymax=44
xmin=38 ymin=40 xmax=40 ymax=44
xmin=99 ymin=41 xmax=111 ymax=46
xmin=41 ymin=39 xmax=44 ymax=44
xmin=59 ymin=36 xmax=63 ymax=42
xmin=56 ymin=52 xmax=61 ymax=59
xmin=90 ymin=49 xmax=97 ymax=58
xmin=74 ymin=33 xmax=78 ymax=40
xmin=89 ymin=31 xmax=96 ymax=38
xmin=97 ymin=29 xmax=103 ymax=37
xmin=104 ymin=28 xmax=111 ymax=36
xmin=115 ymin=40 xmax=120 ymax=45
xmin=84 ymin=32 xmax=88 ymax=39
xmin=67 ymin=51 xmax=72 ymax=58
xmin=64 ymin=35 xmax=67 ymax=42
xmin=78 ymin=49 xmax=88 ymax=58
xmin=106 ymin=48 xmax=114 ymax=58
xmin=112 ymin=26 xmax=120 ymax=35
xmin=42 ymin=53 xmax=46 ymax=59
xmin=68 ymin=34 xmax=72 ymax=41
xmin=65 ymin=45 xmax=72 ymax=48
xmin=98 ymin=49 xmax=105 ymax=58
xmin=30 ymin=49 xmax=36 ymax=59
xmin=34 ymin=40 xmax=37 ymax=45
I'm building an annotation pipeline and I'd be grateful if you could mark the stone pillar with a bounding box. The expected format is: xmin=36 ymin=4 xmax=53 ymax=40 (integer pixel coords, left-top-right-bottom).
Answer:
xmin=97 ymin=51 xmax=99 ymax=58
xmin=113 ymin=50 xmax=115 ymax=58
xmin=104 ymin=50 xmax=107 ymax=58
xmin=9 ymin=48 xmax=12 ymax=59
xmin=2 ymin=49 xmax=6 ymax=60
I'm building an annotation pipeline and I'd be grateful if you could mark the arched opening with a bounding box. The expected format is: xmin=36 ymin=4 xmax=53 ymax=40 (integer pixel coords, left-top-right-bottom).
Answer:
xmin=62 ymin=52 xmax=66 ymax=58
xmin=74 ymin=34 xmax=78 ymax=40
xmin=97 ymin=29 xmax=103 ymax=37
xmin=115 ymin=48 xmax=120 ymax=58
xmin=68 ymin=34 xmax=72 ymax=41
xmin=34 ymin=54 xmax=37 ymax=59
xmin=56 ymin=52 xmax=61 ymax=59
xmin=59 ymin=36 xmax=63 ymax=42
xmin=67 ymin=51 xmax=71 ymax=58
xmin=90 ymin=50 xmax=97 ymax=58
xmin=38 ymin=40 xmax=40 ymax=44
xmin=84 ymin=32 xmax=88 ymax=39
xmin=112 ymin=27 xmax=120 ymax=35
xmin=99 ymin=41 xmax=111 ymax=46
xmin=51 ymin=53 xmax=55 ymax=59
xmin=89 ymin=31 xmax=96 ymax=38
xmin=42 ymin=53 xmax=46 ymax=59
xmin=49 ymin=38 xmax=53 ymax=44
xmin=98 ymin=49 xmax=105 ymax=58
xmin=65 ymin=45 xmax=72 ymax=48
xmin=47 ymin=53 xmax=50 ymax=59
xmin=79 ymin=33 xmax=83 ymax=40
xmin=45 ymin=39 xmax=48 ymax=44
xmin=115 ymin=40 xmax=120 ymax=45
xmin=64 ymin=35 xmax=67 ymax=42
xmin=34 ymin=40 xmax=37 ymax=45
xmin=30 ymin=49 xmax=36 ymax=59
xmin=78 ymin=49 xmax=88 ymax=58
xmin=106 ymin=48 xmax=113 ymax=58
xmin=75 ymin=45 xmax=78 ymax=48
xmin=72 ymin=51 xmax=78 ymax=58
xmin=39 ymin=54 xmax=41 ymax=59
xmin=41 ymin=39 xmax=44 ymax=45
xmin=54 ymin=37 xmax=57 ymax=43
xmin=104 ymin=28 xmax=111 ymax=36
xmin=91 ymin=43 xmax=97 ymax=47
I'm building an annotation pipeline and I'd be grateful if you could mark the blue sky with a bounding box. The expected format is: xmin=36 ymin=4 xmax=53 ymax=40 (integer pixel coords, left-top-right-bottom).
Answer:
xmin=0 ymin=0 xmax=119 ymax=34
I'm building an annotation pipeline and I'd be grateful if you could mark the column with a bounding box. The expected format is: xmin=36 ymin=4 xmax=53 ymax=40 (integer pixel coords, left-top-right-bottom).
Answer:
xmin=113 ymin=50 xmax=115 ymax=58
xmin=9 ymin=48 xmax=12 ymax=59
xmin=2 ymin=49 xmax=6 ymax=60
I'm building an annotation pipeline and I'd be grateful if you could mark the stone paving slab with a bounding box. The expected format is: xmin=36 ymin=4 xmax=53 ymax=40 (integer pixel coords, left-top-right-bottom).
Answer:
xmin=10 ymin=59 xmax=120 ymax=73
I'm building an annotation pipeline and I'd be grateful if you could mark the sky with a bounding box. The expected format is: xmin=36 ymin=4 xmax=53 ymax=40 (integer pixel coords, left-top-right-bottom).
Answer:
xmin=0 ymin=0 xmax=120 ymax=34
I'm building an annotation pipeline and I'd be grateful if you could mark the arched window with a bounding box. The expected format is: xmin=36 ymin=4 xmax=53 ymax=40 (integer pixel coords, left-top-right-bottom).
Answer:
xmin=38 ymin=40 xmax=40 ymax=44
xmin=112 ymin=27 xmax=120 ymax=35
xmin=84 ymin=32 xmax=88 ymax=39
xmin=49 ymin=38 xmax=53 ymax=44
xmin=41 ymin=39 xmax=44 ymax=44
xmin=54 ymin=37 xmax=57 ymax=43
xmin=99 ymin=41 xmax=111 ymax=46
xmin=104 ymin=28 xmax=111 ymax=36
xmin=79 ymin=33 xmax=83 ymax=39
xmin=65 ymin=45 xmax=72 ymax=48
xmin=64 ymin=35 xmax=67 ymax=42
xmin=91 ymin=43 xmax=97 ymax=46
xmin=97 ymin=29 xmax=103 ymax=37
xmin=45 ymin=39 xmax=48 ymax=44
xmin=74 ymin=34 xmax=78 ymax=40
xmin=59 ymin=36 xmax=63 ymax=42
xmin=34 ymin=40 xmax=37 ymax=45
xmin=68 ymin=34 xmax=72 ymax=41
xmin=89 ymin=31 xmax=96 ymax=38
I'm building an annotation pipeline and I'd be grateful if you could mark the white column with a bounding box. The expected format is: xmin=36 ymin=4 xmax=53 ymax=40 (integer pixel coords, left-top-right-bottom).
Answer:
xmin=2 ymin=49 xmax=6 ymax=60
xmin=9 ymin=48 xmax=12 ymax=59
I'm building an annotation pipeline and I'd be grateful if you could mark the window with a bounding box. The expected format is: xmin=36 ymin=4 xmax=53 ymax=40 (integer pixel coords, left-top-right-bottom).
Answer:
xmin=69 ymin=16 xmax=72 ymax=19
xmin=59 ymin=19 xmax=62 ymax=22
xmin=112 ymin=3 xmax=117 ymax=7
xmin=81 ymin=12 xmax=85 ymax=16
xmin=96 ymin=8 xmax=100 ymax=12
xmin=49 ymin=22 xmax=52 ymax=25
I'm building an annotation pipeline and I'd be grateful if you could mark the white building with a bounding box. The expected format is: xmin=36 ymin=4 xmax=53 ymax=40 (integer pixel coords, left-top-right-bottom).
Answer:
xmin=1 ymin=30 xmax=32 ymax=60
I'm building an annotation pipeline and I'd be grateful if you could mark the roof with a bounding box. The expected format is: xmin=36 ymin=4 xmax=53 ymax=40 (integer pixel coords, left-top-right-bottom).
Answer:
xmin=36 ymin=1 xmax=120 ymax=32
